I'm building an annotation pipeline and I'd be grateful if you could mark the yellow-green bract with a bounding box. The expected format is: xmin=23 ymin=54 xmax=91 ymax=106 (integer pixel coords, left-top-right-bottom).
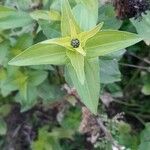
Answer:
xmin=9 ymin=0 xmax=142 ymax=114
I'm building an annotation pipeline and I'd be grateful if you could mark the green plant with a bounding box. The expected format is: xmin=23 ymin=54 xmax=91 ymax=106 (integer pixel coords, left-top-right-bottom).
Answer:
xmin=8 ymin=0 xmax=142 ymax=114
xmin=0 ymin=0 xmax=150 ymax=149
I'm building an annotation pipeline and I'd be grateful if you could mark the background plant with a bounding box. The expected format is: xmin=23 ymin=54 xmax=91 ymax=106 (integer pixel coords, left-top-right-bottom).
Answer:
xmin=0 ymin=0 xmax=150 ymax=150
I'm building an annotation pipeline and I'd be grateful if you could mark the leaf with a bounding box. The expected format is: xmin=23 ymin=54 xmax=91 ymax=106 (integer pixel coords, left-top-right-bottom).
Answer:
xmin=69 ymin=19 xmax=78 ymax=39
xmin=38 ymin=20 xmax=61 ymax=38
xmin=0 ymin=68 xmax=6 ymax=81
xmin=0 ymin=104 xmax=11 ymax=117
xmin=32 ymin=128 xmax=54 ymax=150
xmin=142 ymin=74 xmax=150 ymax=95
xmin=101 ymin=49 xmax=126 ymax=60
xmin=100 ymin=59 xmax=121 ymax=84
xmin=30 ymin=10 xmax=60 ymax=21
xmin=28 ymin=70 xmax=48 ymax=86
xmin=61 ymin=108 xmax=81 ymax=130
xmin=0 ymin=6 xmax=33 ymax=30
xmin=131 ymin=11 xmax=150 ymax=45
xmin=50 ymin=0 xmax=61 ymax=11
xmin=37 ymin=81 xmax=64 ymax=102
xmin=0 ymin=41 xmax=9 ymax=66
xmin=19 ymin=76 xmax=28 ymax=101
xmin=13 ymin=33 xmax=33 ymax=51
xmin=142 ymin=83 xmax=150 ymax=95
xmin=75 ymin=46 xmax=86 ymax=56
xmin=32 ymin=127 xmax=73 ymax=150
xmin=7 ymin=70 xmax=47 ymax=111
xmin=0 ymin=68 xmax=19 ymax=97
xmin=11 ymin=33 xmax=33 ymax=57
xmin=41 ymin=36 xmax=71 ymax=48
xmin=66 ymin=57 xmax=100 ymax=114
xmin=138 ymin=123 xmax=150 ymax=150
xmin=61 ymin=0 xmax=80 ymax=37
xmin=13 ymin=0 xmax=32 ymax=10
xmin=79 ymin=23 xmax=103 ymax=47
xmin=0 ymin=5 xmax=15 ymax=18
xmin=116 ymin=121 xmax=137 ymax=149
xmin=0 ymin=36 xmax=3 ymax=43
xmin=75 ymin=0 xmax=98 ymax=30
xmin=16 ymin=86 xmax=38 ymax=112
xmin=29 ymin=65 xmax=54 ymax=71
xmin=66 ymin=50 xmax=85 ymax=84
xmin=8 ymin=43 xmax=67 ymax=66
xmin=73 ymin=2 xmax=98 ymax=31
xmin=106 ymin=83 xmax=123 ymax=98
xmin=98 ymin=4 xmax=122 ymax=29
xmin=0 ymin=118 xmax=7 ymax=135
xmin=86 ymin=30 xmax=142 ymax=58
xmin=8 ymin=70 xmax=28 ymax=101
xmin=75 ymin=0 xmax=98 ymax=12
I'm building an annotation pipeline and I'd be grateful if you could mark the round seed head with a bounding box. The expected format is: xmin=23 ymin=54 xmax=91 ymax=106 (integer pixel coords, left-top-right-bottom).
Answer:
xmin=71 ymin=38 xmax=80 ymax=48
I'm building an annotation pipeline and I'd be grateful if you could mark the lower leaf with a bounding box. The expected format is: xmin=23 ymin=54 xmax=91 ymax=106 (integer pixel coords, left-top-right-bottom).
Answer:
xmin=66 ymin=57 xmax=100 ymax=114
xmin=8 ymin=43 xmax=67 ymax=66
xmin=66 ymin=50 xmax=85 ymax=84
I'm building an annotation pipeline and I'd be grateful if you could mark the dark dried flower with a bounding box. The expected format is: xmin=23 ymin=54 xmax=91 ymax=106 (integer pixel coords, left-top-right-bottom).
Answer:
xmin=71 ymin=38 xmax=80 ymax=48
xmin=113 ymin=0 xmax=150 ymax=20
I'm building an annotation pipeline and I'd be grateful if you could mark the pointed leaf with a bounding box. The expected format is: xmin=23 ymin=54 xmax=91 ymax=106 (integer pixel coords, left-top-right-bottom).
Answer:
xmin=28 ymin=70 xmax=48 ymax=86
xmin=43 ymin=37 xmax=85 ymax=56
xmin=0 ymin=118 xmax=7 ymax=135
xmin=79 ymin=23 xmax=103 ymax=47
xmin=100 ymin=59 xmax=121 ymax=84
xmin=73 ymin=0 xmax=98 ymax=31
xmin=38 ymin=20 xmax=61 ymax=39
xmin=75 ymin=46 xmax=86 ymax=56
xmin=9 ymin=43 xmax=67 ymax=66
xmin=41 ymin=36 xmax=71 ymax=49
xmin=138 ymin=123 xmax=150 ymax=150
xmin=69 ymin=19 xmax=78 ymax=39
xmin=0 ymin=6 xmax=33 ymax=30
xmin=0 ymin=36 xmax=3 ymax=43
xmin=16 ymin=86 xmax=38 ymax=112
xmin=15 ymin=33 xmax=33 ymax=50
xmin=85 ymin=30 xmax=142 ymax=58
xmin=0 ymin=41 xmax=9 ymax=66
xmin=66 ymin=51 xmax=85 ymax=84
xmin=66 ymin=57 xmax=100 ymax=114
xmin=61 ymin=0 xmax=80 ymax=36
xmin=30 ymin=10 xmax=60 ymax=21
xmin=19 ymin=78 xmax=28 ymax=101
xmin=131 ymin=11 xmax=150 ymax=45
xmin=0 ymin=5 xmax=15 ymax=18
xmin=98 ymin=4 xmax=122 ymax=30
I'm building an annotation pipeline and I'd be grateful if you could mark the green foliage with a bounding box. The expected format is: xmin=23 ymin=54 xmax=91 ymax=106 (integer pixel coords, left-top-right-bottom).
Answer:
xmin=61 ymin=108 xmax=81 ymax=130
xmin=32 ymin=127 xmax=73 ymax=150
xmin=0 ymin=0 xmax=149 ymax=149
xmin=0 ymin=118 xmax=6 ymax=135
xmin=138 ymin=123 xmax=150 ymax=150
xmin=8 ymin=0 xmax=142 ymax=114
xmin=131 ymin=11 xmax=150 ymax=45
xmin=98 ymin=4 xmax=122 ymax=29
xmin=100 ymin=59 xmax=121 ymax=84
xmin=0 ymin=5 xmax=33 ymax=29
xmin=73 ymin=0 xmax=98 ymax=31
xmin=141 ymin=73 xmax=150 ymax=95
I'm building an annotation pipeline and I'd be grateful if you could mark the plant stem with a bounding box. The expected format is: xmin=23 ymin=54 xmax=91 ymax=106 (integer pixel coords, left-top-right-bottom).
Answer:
xmin=119 ymin=63 xmax=149 ymax=71
xmin=125 ymin=111 xmax=145 ymax=126
xmin=96 ymin=116 xmax=122 ymax=150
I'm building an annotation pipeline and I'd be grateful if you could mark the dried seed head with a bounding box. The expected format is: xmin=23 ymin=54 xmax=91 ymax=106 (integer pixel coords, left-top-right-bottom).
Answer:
xmin=71 ymin=39 xmax=80 ymax=48
xmin=113 ymin=0 xmax=150 ymax=20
